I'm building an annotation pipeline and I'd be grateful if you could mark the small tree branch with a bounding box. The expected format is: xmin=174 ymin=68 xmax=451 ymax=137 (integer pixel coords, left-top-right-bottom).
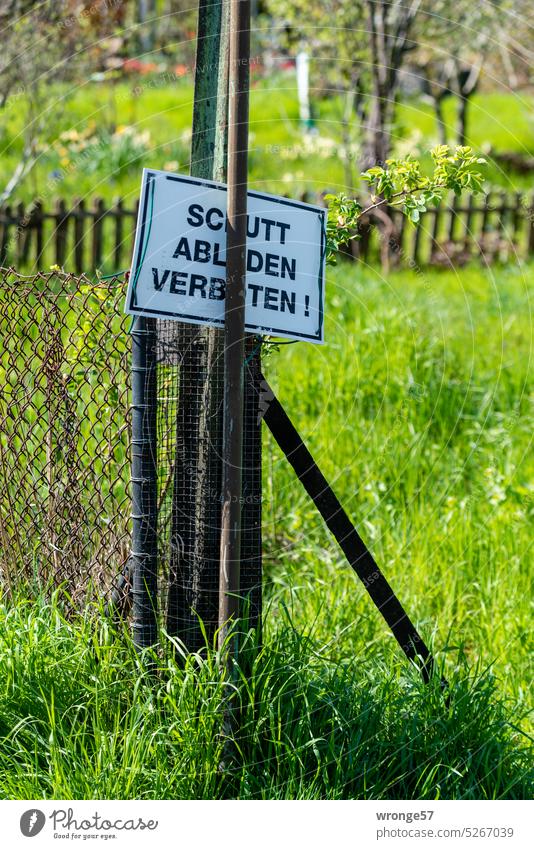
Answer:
xmin=359 ymin=183 xmax=448 ymax=219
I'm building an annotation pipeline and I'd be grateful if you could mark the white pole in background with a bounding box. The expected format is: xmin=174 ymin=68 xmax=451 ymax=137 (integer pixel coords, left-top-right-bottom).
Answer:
xmin=296 ymin=51 xmax=313 ymax=131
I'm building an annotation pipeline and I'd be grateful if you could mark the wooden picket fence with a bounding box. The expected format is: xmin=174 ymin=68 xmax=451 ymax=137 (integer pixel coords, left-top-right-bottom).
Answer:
xmin=353 ymin=189 xmax=534 ymax=269
xmin=1 ymin=190 xmax=533 ymax=274
xmin=0 ymin=198 xmax=139 ymax=274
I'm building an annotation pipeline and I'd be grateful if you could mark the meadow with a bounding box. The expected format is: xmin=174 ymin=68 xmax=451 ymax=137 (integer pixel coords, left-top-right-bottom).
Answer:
xmin=0 ymin=258 xmax=532 ymax=799
xmin=1 ymin=75 xmax=534 ymax=207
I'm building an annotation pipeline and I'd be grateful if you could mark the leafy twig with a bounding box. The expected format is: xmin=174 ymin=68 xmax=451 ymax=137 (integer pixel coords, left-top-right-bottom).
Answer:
xmin=325 ymin=144 xmax=486 ymax=264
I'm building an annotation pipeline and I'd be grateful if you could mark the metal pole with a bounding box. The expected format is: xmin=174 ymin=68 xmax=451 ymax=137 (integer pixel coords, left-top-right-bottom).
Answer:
xmin=259 ymin=377 xmax=439 ymax=684
xmin=218 ymin=0 xmax=251 ymax=651
xmin=131 ymin=316 xmax=158 ymax=651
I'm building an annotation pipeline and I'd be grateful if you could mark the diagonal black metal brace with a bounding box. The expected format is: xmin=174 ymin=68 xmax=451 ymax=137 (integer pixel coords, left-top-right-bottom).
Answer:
xmin=258 ymin=374 xmax=438 ymax=683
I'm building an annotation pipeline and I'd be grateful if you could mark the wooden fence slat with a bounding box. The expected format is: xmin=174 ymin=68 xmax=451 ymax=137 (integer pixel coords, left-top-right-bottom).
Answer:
xmin=397 ymin=206 xmax=407 ymax=257
xmin=359 ymin=220 xmax=371 ymax=263
xmin=132 ymin=199 xmax=140 ymax=259
xmin=495 ymin=190 xmax=507 ymax=230
xmin=21 ymin=202 xmax=35 ymax=265
xmin=448 ymin=192 xmax=459 ymax=243
xmin=512 ymin=190 xmax=523 ymax=248
xmin=92 ymin=197 xmax=105 ymax=269
xmin=463 ymin=193 xmax=476 ymax=253
xmin=528 ymin=192 xmax=534 ymax=256
xmin=497 ymin=190 xmax=509 ymax=260
xmin=74 ymin=198 xmax=85 ymax=274
xmin=389 ymin=208 xmax=402 ymax=262
xmin=16 ymin=201 xmax=26 ymax=266
xmin=411 ymin=213 xmax=423 ymax=266
xmin=481 ymin=191 xmax=493 ymax=234
xmin=55 ymin=198 xmax=68 ymax=266
xmin=0 ymin=190 xmax=531 ymax=272
xmin=114 ymin=197 xmax=123 ymax=269
xmin=0 ymin=204 xmax=11 ymax=264
xmin=33 ymin=201 xmax=44 ymax=267
xmin=430 ymin=204 xmax=441 ymax=261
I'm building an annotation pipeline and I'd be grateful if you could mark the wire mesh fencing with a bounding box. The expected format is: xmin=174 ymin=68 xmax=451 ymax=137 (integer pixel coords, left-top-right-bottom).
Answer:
xmin=0 ymin=267 xmax=262 ymax=638
xmin=156 ymin=322 xmax=262 ymax=648
xmin=0 ymin=267 xmax=131 ymax=603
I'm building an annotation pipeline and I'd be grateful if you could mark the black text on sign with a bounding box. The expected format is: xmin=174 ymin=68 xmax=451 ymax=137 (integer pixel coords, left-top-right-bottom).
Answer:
xmin=125 ymin=170 xmax=326 ymax=343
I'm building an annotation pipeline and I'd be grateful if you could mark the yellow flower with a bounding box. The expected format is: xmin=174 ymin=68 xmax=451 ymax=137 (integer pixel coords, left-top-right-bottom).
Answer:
xmin=60 ymin=130 xmax=79 ymax=142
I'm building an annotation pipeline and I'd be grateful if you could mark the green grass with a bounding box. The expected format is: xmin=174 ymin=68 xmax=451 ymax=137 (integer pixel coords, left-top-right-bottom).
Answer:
xmin=265 ymin=260 xmax=533 ymax=697
xmin=397 ymin=92 xmax=534 ymax=159
xmin=1 ymin=76 xmax=533 ymax=205
xmin=1 ymin=260 xmax=532 ymax=799
xmin=0 ymin=595 xmax=531 ymax=800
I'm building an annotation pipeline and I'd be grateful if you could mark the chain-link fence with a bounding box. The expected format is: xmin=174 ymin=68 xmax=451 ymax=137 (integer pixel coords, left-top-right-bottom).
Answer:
xmin=0 ymin=267 xmax=131 ymax=603
xmin=0 ymin=267 xmax=262 ymax=637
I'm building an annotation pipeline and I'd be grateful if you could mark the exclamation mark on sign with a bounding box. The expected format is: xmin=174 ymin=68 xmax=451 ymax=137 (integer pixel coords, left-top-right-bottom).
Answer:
xmin=304 ymin=295 xmax=310 ymax=317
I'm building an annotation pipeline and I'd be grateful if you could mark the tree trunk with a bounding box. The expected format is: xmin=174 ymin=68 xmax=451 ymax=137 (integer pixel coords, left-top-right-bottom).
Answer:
xmin=341 ymin=88 xmax=355 ymax=189
xmin=138 ymin=0 xmax=156 ymax=52
xmin=455 ymin=61 xmax=481 ymax=148
xmin=360 ymin=95 xmax=391 ymax=172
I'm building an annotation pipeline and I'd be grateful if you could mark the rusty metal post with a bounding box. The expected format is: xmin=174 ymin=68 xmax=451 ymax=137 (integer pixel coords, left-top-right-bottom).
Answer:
xmin=218 ymin=0 xmax=251 ymax=651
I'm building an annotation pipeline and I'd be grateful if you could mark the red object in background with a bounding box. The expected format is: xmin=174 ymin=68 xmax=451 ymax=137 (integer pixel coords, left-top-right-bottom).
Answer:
xmin=122 ymin=58 xmax=158 ymax=75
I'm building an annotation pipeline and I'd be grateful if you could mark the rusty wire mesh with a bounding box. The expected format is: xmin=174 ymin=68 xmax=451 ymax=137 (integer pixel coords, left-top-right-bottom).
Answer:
xmin=0 ymin=267 xmax=262 ymax=633
xmin=0 ymin=267 xmax=131 ymax=603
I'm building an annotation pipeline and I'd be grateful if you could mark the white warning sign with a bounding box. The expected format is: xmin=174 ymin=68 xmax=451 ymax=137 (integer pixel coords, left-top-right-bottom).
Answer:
xmin=125 ymin=169 xmax=326 ymax=343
